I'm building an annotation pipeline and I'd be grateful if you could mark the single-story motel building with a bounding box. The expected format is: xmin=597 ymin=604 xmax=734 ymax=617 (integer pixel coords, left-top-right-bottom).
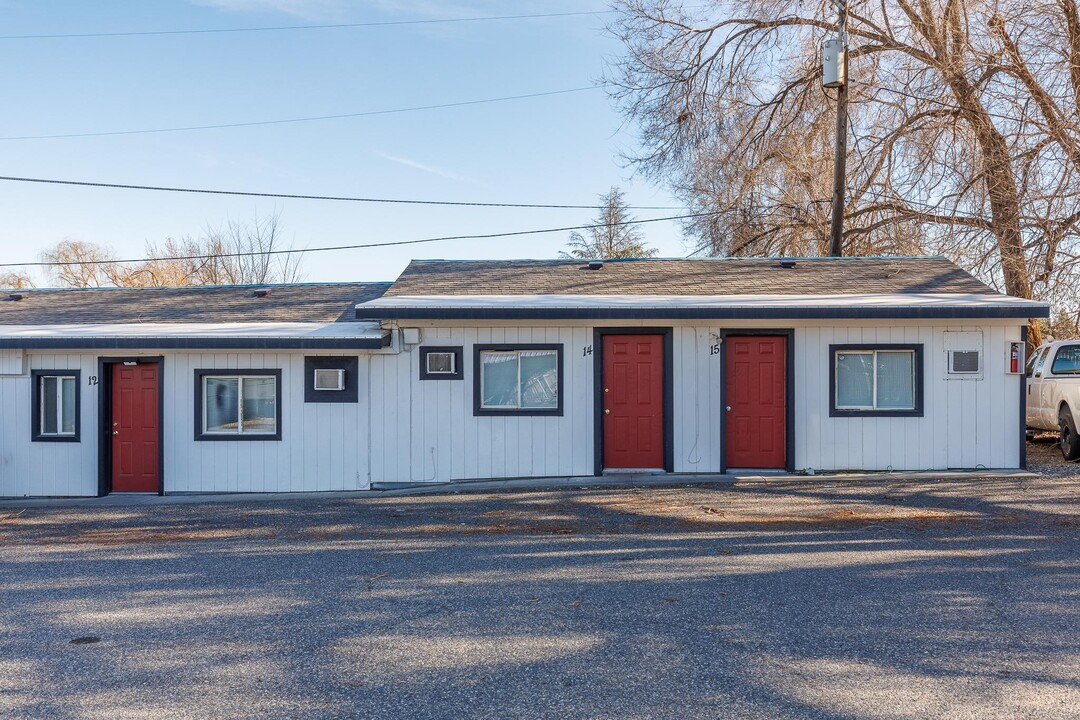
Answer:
xmin=0 ymin=257 xmax=1050 ymax=497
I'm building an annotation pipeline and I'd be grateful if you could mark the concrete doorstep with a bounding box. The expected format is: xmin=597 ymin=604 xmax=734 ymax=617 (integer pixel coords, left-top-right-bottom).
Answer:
xmin=0 ymin=468 xmax=1038 ymax=508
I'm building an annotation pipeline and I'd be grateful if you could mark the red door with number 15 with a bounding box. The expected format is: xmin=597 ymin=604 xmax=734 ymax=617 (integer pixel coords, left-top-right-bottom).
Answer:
xmin=725 ymin=336 xmax=787 ymax=469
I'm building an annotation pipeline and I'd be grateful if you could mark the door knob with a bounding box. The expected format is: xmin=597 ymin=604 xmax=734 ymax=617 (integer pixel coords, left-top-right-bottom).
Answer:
xmin=112 ymin=431 xmax=119 ymax=436
xmin=604 ymin=409 xmax=610 ymax=415
xmin=726 ymin=406 xmax=732 ymax=412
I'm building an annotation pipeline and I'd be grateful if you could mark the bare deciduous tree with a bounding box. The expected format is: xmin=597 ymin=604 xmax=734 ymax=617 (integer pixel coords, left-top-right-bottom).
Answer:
xmin=560 ymin=187 xmax=660 ymax=259
xmin=40 ymin=240 xmax=135 ymax=287
xmin=0 ymin=271 xmax=34 ymax=289
xmin=610 ymin=0 xmax=1080 ymax=344
xmin=41 ymin=214 xmax=305 ymax=288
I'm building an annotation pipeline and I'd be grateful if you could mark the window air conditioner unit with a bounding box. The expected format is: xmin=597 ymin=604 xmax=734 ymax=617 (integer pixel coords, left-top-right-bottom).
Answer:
xmin=948 ymin=350 xmax=981 ymax=374
xmin=313 ymin=368 xmax=345 ymax=391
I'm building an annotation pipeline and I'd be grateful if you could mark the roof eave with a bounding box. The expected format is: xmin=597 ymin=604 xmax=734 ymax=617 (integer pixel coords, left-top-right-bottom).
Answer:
xmin=357 ymin=307 xmax=1048 ymax=321
xmin=0 ymin=334 xmax=392 ymax=350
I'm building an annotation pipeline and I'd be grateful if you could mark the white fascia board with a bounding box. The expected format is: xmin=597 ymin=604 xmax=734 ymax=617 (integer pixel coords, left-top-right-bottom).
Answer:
xmin=0 ymin=322 xmax=383 ymax=339
xmin=0 ymin=322 xmax=388 ymax=350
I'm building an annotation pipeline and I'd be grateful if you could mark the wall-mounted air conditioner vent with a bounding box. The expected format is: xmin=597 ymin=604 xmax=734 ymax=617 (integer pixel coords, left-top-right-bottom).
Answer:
xmin=948 ymin=350 xmax=981 ymax=374
xmin=313 ymin=368 xmax=345 ymax=391
xmin=943 ymin=331 xmax=984 ymax=379
xmin=426 ymin=351 xmax=456 ymax=375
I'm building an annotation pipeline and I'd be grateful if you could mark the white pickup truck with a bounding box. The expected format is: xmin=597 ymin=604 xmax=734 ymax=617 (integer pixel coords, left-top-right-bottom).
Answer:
xmin=1027 ymin=340 xmax=1080 ymax=460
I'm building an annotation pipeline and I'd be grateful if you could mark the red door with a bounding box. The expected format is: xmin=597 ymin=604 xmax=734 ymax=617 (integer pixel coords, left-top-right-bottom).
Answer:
xmin=725 ymin=336 xmax=787 ymax=468
xmin=603 ymin=335 xmax=664 ymax=470
xmin=111 ymin=363 xmax=160 ymax=492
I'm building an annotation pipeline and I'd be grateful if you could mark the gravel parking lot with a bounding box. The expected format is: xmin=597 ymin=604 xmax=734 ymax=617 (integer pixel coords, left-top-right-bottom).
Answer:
xmin=2 ymin=456 xmax=1080 ymax=720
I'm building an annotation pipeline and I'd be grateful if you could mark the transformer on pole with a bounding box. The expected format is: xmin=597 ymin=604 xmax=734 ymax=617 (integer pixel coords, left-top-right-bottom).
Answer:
xmin=824 ymin=0 xmax=848 ymax=257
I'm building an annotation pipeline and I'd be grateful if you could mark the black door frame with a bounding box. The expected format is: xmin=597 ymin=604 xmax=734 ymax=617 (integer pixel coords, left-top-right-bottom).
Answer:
xmin=719 ymin=330 xmax=795 ymax=473
xmin=593 ymin=328 xmax=674 ymax=475
xmin=97 ymin=356 xmax=165 ymax=496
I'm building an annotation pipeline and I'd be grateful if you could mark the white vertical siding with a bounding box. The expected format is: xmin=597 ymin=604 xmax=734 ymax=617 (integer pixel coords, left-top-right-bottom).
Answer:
xmin=0 ymin=321 xmax=1029 ymax=496
xmin=0 ymin=350 xmax=371 ymax=497
xmin=0 ymin=349 xmax=23 ymax=375
xmin=793 ymin=323 xmax=1023 ymax=471
xmin=672 ymin=326 xmax=724 ymax=473
xmin=164 ymin=351 xmax=369 ymax=493
xmin=0 ymin=353 xmax=98 ymax=497
xmin=367 ymin=326 xmax=594 ymax=484
xmin=371 ymin=321 xmax=1023 ymax=479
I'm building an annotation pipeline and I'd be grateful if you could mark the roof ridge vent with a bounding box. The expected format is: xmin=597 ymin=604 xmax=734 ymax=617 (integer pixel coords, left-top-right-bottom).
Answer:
xmin=778 ymin=259 xmax=797 ymax=269
xmin=252 ymin=288 xmax=271 ymax=298
xmin=6 ymin=293 xmax=24 ymax=301
xmin=586 ymin=260 xmax=604 ymax=271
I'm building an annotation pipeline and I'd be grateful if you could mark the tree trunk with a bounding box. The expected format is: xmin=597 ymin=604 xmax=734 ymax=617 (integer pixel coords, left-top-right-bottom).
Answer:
xmin=942 ymin=71 xmax=1042 ymax=345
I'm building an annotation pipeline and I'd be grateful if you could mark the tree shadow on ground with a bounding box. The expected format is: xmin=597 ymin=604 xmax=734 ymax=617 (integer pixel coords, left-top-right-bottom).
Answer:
xmin=1 ymin=480 xmax=1079 ymax=719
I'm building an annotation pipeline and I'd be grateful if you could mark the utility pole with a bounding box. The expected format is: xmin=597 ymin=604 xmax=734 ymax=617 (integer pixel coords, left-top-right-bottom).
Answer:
xmin=823 ymin=0 xmax=848 ymax=257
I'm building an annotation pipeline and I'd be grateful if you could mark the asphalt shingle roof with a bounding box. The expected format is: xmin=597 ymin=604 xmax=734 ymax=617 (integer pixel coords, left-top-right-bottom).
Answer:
xmin=384 ymin=257 xmax=998 ymax=297
xmin=0 ymin=282 xmax=390 ymax=325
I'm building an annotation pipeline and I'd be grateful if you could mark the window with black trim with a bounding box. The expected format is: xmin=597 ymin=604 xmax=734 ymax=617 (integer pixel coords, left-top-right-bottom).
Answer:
xmin=419 ymin=346 xmax=463 ymax=380
xmin=195 ymin=369 xmax=282 ymax=440
xmin=830 ymin=344 xmax=923 ymax=417
xmin=32 ymin=369 xmax=80 ymax=442
xmin=304 ymin=357 xmax=358 ymax=402
xmin=474 ymin=344 xmax=563 ymax=416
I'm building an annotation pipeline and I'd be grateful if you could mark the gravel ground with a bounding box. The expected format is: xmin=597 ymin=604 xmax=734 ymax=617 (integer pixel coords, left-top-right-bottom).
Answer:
xmin=2 ymin=465 xmax=1080 ymax=719
xmin=1028 ymin=430 xmax=1080 ymax=478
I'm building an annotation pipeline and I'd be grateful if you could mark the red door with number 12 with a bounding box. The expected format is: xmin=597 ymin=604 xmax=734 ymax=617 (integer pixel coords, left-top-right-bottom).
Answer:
xmin=111 ymin=363 xmax=160 ymax=492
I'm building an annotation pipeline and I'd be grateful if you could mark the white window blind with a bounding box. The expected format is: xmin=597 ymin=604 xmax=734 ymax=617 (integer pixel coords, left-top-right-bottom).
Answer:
xmin=835 ymin=350 xmax=915 ymax=411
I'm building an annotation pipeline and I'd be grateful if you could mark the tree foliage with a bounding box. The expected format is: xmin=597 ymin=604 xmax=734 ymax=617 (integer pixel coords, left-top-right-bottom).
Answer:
xmin=561 ymin=187 xmax=660 ymax=259
xmin=610 ymin=0 xmax=1080 ymax=342
xmin=40 ymin=214 xmax=305 ymax=288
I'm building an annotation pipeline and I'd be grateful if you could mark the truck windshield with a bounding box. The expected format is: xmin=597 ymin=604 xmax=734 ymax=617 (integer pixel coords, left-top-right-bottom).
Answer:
xmin=1051 ymin=345 xmax=1080 ymax=375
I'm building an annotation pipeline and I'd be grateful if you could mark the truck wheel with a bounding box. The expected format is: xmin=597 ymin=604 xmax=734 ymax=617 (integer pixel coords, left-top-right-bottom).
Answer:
xmin=1060 ymin=406 xmax=1080 ymax=461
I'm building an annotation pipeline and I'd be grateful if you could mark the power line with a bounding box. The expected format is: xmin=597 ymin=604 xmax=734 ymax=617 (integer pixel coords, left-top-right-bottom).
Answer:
xmin=0 ymin=10 xmax=613 ymax=40
xmin=0 ymin=86 xmax=604 ymax=141
xmin=0 ymin=212 xmax=718 ymax=269
xmin=0 ymin=175 xmax=681 ymax=210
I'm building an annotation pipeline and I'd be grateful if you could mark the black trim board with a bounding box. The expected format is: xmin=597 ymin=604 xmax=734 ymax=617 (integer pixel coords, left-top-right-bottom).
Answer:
xmin=359 ymin=306 xmax=1048 ymax=321
xmin=0 ymin=335 xmax=389 ymax=350
xmin=592 ymin=328 xmax=675 ymax=475
xmin=30 ymin=369 xmax=81 ymax=443
xmin=96 ymin=357 xmax=165 ymax=497
xmin=828 ymin=344 xmax=925 ymax=418
xmin=419 ymin=346 xmax=464 ymax=381
xmin=304 ymin=356 xmax=359 ymax=403
xmin=473 ymin=344 xmax=564 ymax=416
xmin=1020 ymin=325 xmax=1028 ymax=470
xmin=719 ymin=330 xmax=796 ymax=473
xmin=194 ymin=368 xmax=283 ymax=441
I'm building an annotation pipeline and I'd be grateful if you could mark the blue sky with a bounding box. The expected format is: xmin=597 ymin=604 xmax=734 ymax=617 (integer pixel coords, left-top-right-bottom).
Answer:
xmin=0 ymin=0 xmax=685 ymax=285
